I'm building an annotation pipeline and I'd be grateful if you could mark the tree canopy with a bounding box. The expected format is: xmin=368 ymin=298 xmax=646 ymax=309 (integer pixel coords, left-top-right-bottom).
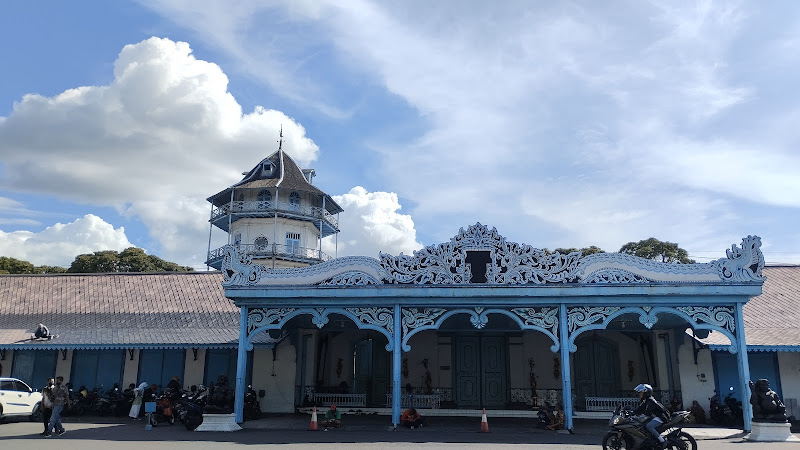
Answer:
xmin=68 ymin=247 xmax=194 ymax=273
xmin=550 ymin=246 xmax=606 ymax=257
xmin=0 ymin=256 xmax=69 ymax=274
xmin=0 ymin=248 xmax=193 ymax=274
xmin=618 ymin=238 xmax=695 ymax=264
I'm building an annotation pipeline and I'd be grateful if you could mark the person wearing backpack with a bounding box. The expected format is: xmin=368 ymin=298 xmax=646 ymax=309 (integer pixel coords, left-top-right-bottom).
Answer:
xmin=40 ymin=378 xmax=55 ymax=436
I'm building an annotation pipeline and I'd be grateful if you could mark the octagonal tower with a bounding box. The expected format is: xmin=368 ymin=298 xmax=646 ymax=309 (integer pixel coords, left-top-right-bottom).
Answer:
xmin=205 ymin=141 xmax=342 ymax=269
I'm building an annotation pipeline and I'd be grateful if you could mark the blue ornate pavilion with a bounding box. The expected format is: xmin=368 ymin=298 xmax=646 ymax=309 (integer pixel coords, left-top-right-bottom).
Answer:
xmin=222 ymin=223 xmax=766 ymax=431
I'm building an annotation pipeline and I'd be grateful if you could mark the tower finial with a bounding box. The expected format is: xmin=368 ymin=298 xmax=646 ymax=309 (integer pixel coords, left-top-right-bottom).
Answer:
xmin=278 ymin=125 xmax=283 ymax=151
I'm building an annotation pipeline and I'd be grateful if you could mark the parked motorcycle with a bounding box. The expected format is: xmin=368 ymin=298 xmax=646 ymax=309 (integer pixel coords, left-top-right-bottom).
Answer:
xmin=174 ymin=385 xmax=208 ymax=431
xmin=709 ymin=392 xmax=743 ymax=427
xmin=243 ymin=385 xmax=262 ymax=421
xmin=602 ymin=405 xmax=697 ymax=450
xmin=148 ymin=389 xmax=176 ymax=426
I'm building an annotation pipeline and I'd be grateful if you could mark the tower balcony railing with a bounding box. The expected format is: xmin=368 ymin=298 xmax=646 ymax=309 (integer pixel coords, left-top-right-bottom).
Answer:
xmin=206 ymin=243 xmax=332 ymax=269
xmin=210 ymin=200 xmax=339 ymax=229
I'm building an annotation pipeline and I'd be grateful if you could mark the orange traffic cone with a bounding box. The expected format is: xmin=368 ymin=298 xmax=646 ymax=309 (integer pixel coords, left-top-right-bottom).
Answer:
xmin=480 ymin=408 xmax=489 ymax=433
xmin=309 ymin=406 xmax=319 ymax=431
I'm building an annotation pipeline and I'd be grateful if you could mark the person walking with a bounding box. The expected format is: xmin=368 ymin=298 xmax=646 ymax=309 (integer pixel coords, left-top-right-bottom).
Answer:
xmin=128 ymin=382 xmax=148 ymax=420
xmin=40 ymin=377 xmax=55 ymax=436
xmin=45 ymin=376 xmax=70 ymax=437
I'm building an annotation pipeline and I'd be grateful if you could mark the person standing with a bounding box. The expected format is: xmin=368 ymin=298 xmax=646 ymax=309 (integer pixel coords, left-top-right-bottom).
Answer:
xmin=46 ymin=376 xmax=70 ymax=437
xmin=128 ymin=382 xmax=147 ymax=420
xmin=40 ymin=378 xmax=55 ymax=436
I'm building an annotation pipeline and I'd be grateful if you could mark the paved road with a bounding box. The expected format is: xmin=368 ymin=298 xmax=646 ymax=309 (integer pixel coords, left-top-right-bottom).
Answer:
xmin=1 ymin=415 xmax=798 ymax=449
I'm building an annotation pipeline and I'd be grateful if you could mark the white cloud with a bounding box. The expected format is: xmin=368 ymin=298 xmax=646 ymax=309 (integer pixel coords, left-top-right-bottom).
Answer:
xmin=323 ymin=186 xmax=422 ymax=257
xmin=0 ymin=37 xmax=319 ymax=266
xmin=0 ymin=214 xmax=132 ymax=267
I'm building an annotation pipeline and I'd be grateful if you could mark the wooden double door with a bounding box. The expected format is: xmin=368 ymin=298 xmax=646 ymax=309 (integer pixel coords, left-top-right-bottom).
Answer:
xmin=454 ymin=336 xmax=508 ymax=408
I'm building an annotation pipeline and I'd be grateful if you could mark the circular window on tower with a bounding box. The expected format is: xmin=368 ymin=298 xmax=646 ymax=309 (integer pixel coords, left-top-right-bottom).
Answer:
xmin=254 ymin=236 xmax=269 ymax=251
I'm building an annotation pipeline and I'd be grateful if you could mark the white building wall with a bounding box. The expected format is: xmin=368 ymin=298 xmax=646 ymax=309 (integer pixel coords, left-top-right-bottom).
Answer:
xmin=252 ymin=341 xmax=296 ymax=412
xmin=676 ymin=342 xmax=715 ymax=411
xmin=183 ymin=349 xmax=205 ymax=389
xmin=778 ymin=351 xmax=800 ymax=418
xmin=122 ymin=350 xmax=139 ymax=387
xmin=404 ymin=331 xmax=439 ymax=391
xmin=55 ymin=350 xmax=73 ymax=383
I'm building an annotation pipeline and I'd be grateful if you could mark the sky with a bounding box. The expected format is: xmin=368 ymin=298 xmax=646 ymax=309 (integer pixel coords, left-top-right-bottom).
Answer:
xmin=1 ymin=1 xmax=800 ymax=270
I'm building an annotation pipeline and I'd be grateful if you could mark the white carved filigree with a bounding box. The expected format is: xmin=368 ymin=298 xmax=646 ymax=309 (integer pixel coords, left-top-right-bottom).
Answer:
xmin=319 ymin=271 xmax=380 ymax=285
xmin=676 ymin=306 xmax=736 ymax=334
xmin=345 ymin=307 xmax=393 ymax=334
xmin=222 ymin=228 xmax=766 ymax=287
xmin=247 ymin=307 xmax=296 ymax=333
xmin=222 ymin=245 xmax=266 ymax=286
xmin=380 ymin=223 xmax=582 ymax=285
xmin=402 ymin=308 xmax=447 ymax=338
xmin=582 ymin=269 xmax=649 ymax=284
xmin=714 ymin=235 xmax=766 ymax=282
xmin=510 ymin=307 xmax=559 ymax=337
xmin=568 ymin=307 xmax=621 ymax=332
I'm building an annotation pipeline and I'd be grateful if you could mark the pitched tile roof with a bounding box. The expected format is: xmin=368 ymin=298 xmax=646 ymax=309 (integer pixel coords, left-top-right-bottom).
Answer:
xmin=0 ymin=272 xmax=244 ymax=349
xmin=699 ymin=266 xmax=800 ymax=349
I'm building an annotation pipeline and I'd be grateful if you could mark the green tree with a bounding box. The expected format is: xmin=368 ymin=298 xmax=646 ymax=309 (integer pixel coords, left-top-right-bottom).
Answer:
xmin=0 ymin=256 xmax=36 ymax=274
xmin=552 ymin=246 xmax=606 ymax=257
xmin=68 ymin=247 xmax=193 ymax=273
xmin=619 ymin=238 xmax=695 ymax=264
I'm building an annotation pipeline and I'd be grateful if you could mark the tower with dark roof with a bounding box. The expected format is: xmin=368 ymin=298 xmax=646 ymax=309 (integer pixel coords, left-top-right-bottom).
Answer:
xmin=205 ymin=138 xmax=342 ymax=269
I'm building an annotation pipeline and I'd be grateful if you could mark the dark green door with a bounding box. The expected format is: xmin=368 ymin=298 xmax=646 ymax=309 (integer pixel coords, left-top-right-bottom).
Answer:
xmin=353 ymin=339 xmax=390 ymax=406
xmin=574 ymin=337 xmax=620 ymax=409
xmin=454 ymin=336 xmax=507 ymax=408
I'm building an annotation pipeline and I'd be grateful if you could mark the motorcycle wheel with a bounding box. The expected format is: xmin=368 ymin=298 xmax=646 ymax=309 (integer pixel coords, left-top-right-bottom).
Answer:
xmin=602 ymin=431 xmax=631 ymax=450
xmin=185 ymin=415 xmax=202 ymax=431
xmin=666 ymin=431 xmax=697 ymax=450
xmin=149 ymin=414 xmax=159 ymax=427
xmin=169 ymin=414 xmax=175 ymax=425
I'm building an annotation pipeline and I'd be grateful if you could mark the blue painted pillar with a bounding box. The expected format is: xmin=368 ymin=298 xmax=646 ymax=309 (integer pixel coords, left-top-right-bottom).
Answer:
xmin=392 ymin=304 xmax=402 ymax=427
xmin=234 ymin=306 xmax=248 ymax=423
xmin=735 ymin=302 xmax=752 ymax=432
xmin=559 ymin=303 xmax=573 ymax=431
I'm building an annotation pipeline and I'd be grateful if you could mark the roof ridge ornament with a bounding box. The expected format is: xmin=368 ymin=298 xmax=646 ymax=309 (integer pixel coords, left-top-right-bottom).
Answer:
xmin=220 ymin=224 xmax=766 ymax=286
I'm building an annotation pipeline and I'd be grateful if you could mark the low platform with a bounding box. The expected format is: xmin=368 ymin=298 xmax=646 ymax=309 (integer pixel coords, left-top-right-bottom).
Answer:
xmin=744 ymin=422 xmax=800 ymax=442
xmin=195 ymin=413 xmax=242 ymax=432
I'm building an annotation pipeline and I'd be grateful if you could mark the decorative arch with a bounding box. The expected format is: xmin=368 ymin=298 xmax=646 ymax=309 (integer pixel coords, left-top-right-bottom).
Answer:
xmin=245 ymin=306 xmax=394 ymax=351
xmin=566 ymin=305 xmax=738 ymax=353
xmin=401 ymin=306 xmax=560 ymax=352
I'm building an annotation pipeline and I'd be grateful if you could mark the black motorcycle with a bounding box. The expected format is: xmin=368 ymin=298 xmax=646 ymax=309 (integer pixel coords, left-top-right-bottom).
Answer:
xmin=174 ymin=385 xmax=208 ymax=431
xmin=602 ymin=405 xmax=697 ymax=450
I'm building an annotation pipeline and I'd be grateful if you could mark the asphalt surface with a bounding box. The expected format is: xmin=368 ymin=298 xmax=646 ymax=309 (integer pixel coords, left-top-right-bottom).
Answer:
xmin=1 ymin=413 xmax=797 ymax=449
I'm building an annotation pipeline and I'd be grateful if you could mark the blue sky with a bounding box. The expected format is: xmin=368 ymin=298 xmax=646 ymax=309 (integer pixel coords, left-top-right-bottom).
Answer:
xmin=1 ymin=1 xmax=799 ymax=269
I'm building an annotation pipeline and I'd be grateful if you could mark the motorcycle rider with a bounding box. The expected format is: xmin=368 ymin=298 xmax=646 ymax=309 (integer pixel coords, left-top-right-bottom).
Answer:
xmin=633 ymin=383 xmax=669 ymax=449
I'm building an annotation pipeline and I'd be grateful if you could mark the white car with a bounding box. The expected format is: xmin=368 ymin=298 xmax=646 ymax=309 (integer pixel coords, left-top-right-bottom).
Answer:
xmin=0 ymin=377 xmax=43 ymax=422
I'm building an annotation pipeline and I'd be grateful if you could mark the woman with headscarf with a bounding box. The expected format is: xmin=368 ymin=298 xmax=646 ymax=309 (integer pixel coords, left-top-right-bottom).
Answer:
xmin=128 ymin=382 xmax=148 ymax=420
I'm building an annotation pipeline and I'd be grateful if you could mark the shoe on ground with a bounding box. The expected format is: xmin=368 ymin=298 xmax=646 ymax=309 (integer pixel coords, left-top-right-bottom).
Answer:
xmin=56 ymin=430 xmax=66 ymax=436
xmin=324 ymin=428 xmax=328 ymax=432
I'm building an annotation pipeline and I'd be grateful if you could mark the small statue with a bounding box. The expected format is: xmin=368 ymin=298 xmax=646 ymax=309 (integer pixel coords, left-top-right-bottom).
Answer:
xmin=750 ymin=378 xmax=787 ymax=422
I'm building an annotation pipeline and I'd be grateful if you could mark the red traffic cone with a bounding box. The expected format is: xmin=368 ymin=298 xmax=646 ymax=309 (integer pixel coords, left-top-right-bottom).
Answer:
xmin=480 ymin=408 xmax=489 ymax=433
xmin=309 ymin=406 xmax=319 ymax=431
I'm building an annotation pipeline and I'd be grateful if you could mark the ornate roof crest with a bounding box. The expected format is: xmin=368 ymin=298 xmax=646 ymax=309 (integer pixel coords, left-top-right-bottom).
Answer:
xmin=221 ymin=224 xmax=766 ymax=287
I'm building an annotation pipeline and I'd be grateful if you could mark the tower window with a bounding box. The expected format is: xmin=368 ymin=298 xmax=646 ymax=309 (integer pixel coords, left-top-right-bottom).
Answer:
xmin=285 ymin=232 xmax=301 ymax=255
xmin=289 ymin=192 xmax=301 ymax=210
xmin=254 ymin=236 xmax=269 ymax=250
xmin=257 ymin=189 xmax=271 ymax=209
